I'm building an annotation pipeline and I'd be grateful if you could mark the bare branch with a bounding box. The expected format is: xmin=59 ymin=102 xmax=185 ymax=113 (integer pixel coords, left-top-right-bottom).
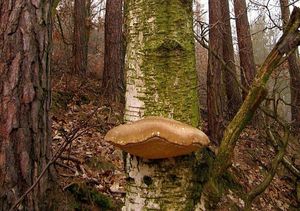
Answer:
xmin=201 ymin=7 xmax=300 ymax=208
xmin=9 ymin=107 xmax=100 ymax=210
xmin=244 ymin=124 xmax=290 ymax=210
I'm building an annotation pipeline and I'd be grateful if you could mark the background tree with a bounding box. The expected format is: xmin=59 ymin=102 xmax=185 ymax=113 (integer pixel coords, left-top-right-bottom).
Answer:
xmin=280 ymin=0 xmax=300 ymax=132
xmin=221 ymin=0 xmax=242 ymax=118
xmin=73 ymin=0 xmax=89 ymax=74
xmin=207 ymin=0 xmax=224 ymax=144
xmin=280 ymin=0 xmax=300 ymax=204
xmin=194 ymin=1 xmax=209 ymax=111
xmin=234 ymin=0 xmax=256 ymax=97
xmin=251 ymin=15 xmax=271 ymax=65
xmin=202 ymin=8 xmax=300 ymax=208
xmin=0 ymin=1 xmax=53 ymax=209
xmin=102 ymin=0 xmax=125 ymax=106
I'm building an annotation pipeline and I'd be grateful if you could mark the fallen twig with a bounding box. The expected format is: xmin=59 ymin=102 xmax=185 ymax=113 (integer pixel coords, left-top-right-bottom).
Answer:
xmin=201 ymin=7 xmax=300 ymax=208
xmin=9 ymin=107 xmax=100 ymax=210
xmin=54 ymin=161 xmax=77 ymax=173
xmin=244 ymin=125 xmax=290 ymax=210
xmin=59 ymin=154 xmax=84 ymax=164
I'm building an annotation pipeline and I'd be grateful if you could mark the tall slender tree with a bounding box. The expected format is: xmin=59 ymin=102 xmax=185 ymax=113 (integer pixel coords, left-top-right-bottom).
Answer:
xmin=207 ymin=0 xmax=224 ymax=144
xmin=0 ymin=1 xmax=53 ymax=209
xmin=73 ymin=0 xmax=89 ymax=74
xmin=234 ymin=0 xmax=256 ymax=97
xmin=221 ymin=0 xmax=242 ymax=117
xmin=280 ymin=0 xmax=300 ymax=132
xmin=102 ymin=0 xmax=124 ymax=106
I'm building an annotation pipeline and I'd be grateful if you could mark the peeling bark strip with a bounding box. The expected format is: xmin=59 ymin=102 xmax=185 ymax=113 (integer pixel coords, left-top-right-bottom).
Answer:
xmin=124 ymin=0 xmax=199 ymax=126
xmin=124 ymin=154 xmax=205 ymax=211
xmin=202 ymin=7 xmax=300 ymax=208
xmin=0 ymin=1 xmax=52 ymax=210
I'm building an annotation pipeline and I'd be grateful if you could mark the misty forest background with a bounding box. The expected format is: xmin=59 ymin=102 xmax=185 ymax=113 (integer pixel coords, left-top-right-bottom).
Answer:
xmin=1 ymin=0 xmax=300 ymax=210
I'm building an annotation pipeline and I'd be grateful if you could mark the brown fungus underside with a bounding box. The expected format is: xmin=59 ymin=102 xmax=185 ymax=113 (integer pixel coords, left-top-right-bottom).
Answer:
xmin=105 ymin=116 xmax=210 ymax=159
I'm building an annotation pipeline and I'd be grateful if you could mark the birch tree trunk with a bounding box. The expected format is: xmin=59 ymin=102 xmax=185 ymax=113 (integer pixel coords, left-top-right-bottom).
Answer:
xmin=0 ymin=1 xmax=53 ymax=210
xmin=124 ymin=0 xmax=199 ymax=125
xmin=123 ymin=0 xmax=205 ymax=210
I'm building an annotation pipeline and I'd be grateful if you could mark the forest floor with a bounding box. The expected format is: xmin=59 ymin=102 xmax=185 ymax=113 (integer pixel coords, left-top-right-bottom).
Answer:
xmin=50 ymin=74 xmax=299 ymax=210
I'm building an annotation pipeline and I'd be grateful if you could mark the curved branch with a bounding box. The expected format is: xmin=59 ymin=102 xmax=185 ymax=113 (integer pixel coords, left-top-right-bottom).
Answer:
xmin=244 ymin=126 xmax=289 ymax=210
xmin=202 ymin=7 xmax=300 ymax=208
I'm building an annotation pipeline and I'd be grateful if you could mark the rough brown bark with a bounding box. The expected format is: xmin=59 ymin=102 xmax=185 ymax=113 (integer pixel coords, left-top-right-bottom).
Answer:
xmin=234 ymin=0 xmax=256 ymax=97
xmin=207 ymin=0 xmax=224 ymax=144
xmin=102 ymin=0 xmax=124 ymax=106
xmin=280 ymin=0 xmax=300 ymax=131
xmin=0 ymin=1 xmax=53 ymax=210
xmin=86 ymin=0 xmax=91 ymax=54
xmin=73 ymin=0 xmax=88 ymax=75
xmin=221 ymin=0 xmax=242 ymax=118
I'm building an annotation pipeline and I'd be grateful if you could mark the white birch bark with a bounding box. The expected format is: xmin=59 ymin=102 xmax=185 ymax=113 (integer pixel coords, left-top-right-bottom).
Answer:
xmin=123 ymin=0 xmax=207 ymax=210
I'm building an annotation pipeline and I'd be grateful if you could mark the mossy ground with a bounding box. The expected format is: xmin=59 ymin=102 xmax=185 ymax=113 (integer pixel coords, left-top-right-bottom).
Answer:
xmin=48 ymin=182 xmax=121 ymax=211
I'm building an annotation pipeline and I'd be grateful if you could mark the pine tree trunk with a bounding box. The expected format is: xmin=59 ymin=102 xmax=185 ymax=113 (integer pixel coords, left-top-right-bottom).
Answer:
xmin=207 ymin=0 xmax=224 ymax=144
xmin=123 ymin=0 xmax=205 ymax=209
xmin=233 ymin=0 xmax=256 ymax=97
xmin=221 ymin=0 xmax=242 ymax=118
xmin=0 ymin=1 xmax=53 ymax=210
xmin=280 ymin=0 xmax=300 ymax=132
xmin=73 ymin=0 xmax=88 ymax=74
xmin=102 ymin=0 xmax=124 ymax=105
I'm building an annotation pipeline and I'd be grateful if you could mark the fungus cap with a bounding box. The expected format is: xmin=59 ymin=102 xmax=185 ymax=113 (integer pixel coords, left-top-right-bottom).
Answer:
xmin=104 ymin=116 xmax=210 ymax=159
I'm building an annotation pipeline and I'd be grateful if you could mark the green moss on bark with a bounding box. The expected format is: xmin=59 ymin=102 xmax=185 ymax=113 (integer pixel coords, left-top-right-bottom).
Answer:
xmin=124 ymin=0 xmax=199 ymax=126
xmin=123 ymin=0 xmax=204 ymax=210
xmin=125 ymin=151 xmax=211 ymax=211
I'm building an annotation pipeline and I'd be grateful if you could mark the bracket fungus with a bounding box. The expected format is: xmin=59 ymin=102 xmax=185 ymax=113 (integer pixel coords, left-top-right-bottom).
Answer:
xmin=105 ymin=117 xmax=210 ymax=210
xmin=104 ymin=116 xmax=209 ymax=159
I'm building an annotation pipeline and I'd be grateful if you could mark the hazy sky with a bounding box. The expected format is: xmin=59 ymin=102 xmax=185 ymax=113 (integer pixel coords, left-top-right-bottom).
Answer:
xmin=196 ymin=0 xmax=300 ymax=44
xmin=199 ymin=0 xmax=300 ymax=24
